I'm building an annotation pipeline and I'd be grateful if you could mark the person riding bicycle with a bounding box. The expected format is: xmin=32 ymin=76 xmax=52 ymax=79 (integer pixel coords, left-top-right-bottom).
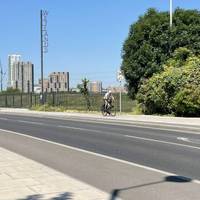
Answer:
xmin=103 ymin=90 xmax=114 ymax=110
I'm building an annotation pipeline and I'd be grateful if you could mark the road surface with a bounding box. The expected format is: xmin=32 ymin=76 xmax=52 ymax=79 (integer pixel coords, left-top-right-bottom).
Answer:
xmin=0 ymin=113 xmax=199 ymax=199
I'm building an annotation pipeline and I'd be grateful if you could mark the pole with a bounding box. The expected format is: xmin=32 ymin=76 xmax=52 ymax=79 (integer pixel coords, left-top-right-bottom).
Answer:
xmin=0 ymin=68 xmax=2 ymax=92
xmin=40 ymin=10 xmax=44 ymax=104
xmin=170 ymin=0 xmax=173 ymax=28
xmin=0 ymin=60 xmax=3 ymax=92
xmin=119 ymin=80 xmax=122 ymax=114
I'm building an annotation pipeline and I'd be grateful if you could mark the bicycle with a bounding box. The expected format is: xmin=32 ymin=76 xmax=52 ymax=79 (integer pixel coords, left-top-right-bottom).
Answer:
xmin=101 ymin=102 xmax=116 ymax=116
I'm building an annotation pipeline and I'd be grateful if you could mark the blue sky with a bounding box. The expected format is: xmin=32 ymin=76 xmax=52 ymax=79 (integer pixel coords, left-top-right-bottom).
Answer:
xmin=0 ymin=0 xmax=199 ymax=88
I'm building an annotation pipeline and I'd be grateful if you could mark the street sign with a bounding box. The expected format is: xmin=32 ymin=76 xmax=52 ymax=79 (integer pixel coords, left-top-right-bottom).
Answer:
xmin=117 ymin=70 xmax=124 ymax=82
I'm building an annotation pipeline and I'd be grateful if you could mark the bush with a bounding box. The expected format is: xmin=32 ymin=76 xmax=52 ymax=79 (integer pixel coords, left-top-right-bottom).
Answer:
xmin=137 ymin=48 xmax=200 ymax=116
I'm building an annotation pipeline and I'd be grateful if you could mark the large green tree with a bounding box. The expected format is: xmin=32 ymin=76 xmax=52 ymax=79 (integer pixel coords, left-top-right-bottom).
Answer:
xmin=121 ymin=8 xmax=200 ymax=98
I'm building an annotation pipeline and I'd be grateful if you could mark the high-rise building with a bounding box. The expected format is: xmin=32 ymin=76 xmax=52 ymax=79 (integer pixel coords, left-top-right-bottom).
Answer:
xmin=8 ymin=54 xmax=21 ymax=87
xmin=88 ymin=81 xmax=102 ymax=93
xmin=12 ymin=61 xmax=34 ymax=93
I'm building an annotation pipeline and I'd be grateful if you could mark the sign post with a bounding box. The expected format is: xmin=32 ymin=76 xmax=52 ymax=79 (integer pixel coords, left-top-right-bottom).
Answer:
xmin=117 ymin=70 xmax=124 ymax=114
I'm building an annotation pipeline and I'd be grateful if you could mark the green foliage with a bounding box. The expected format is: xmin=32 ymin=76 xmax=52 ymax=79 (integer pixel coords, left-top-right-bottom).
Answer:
xmin=122 ymin=8 xmax=200 ymax=98
xmin=78 ymin=78 xmax=91 ymax=111
xmin=2 ymin=87 xmax=21 ymax=94
xmin=137 ymin=49 xmax=200 ymax=116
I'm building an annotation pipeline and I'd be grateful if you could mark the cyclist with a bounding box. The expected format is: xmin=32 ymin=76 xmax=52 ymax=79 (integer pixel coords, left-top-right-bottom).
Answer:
xmin=103 ymin=90 xmax=114 ymax=111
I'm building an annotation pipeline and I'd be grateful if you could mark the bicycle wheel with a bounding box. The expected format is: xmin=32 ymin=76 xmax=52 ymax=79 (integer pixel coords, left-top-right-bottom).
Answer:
xmin=110 ymin=105 xmax=116 ymax=116
xmin=101 ymin=104 xmax=108 ymax=116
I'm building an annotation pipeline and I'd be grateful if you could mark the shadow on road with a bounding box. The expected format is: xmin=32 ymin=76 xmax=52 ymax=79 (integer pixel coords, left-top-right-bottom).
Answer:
xmin=19 ymin=192 xmax=73 ymax=200
xmin=109 ymin=175 xmax=192 ymax=200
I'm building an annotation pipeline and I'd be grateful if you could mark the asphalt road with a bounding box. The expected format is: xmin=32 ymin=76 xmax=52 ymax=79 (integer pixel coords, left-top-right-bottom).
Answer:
xmin=0 ymin=113 xmax=200 ymax=178
xmin=0 ymin=113 xmax=200 ymax=199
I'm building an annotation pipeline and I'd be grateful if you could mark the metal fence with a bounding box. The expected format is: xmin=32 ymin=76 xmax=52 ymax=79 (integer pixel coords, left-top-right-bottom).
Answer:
xmin=0 ymin=92 xmax=135 ymax=112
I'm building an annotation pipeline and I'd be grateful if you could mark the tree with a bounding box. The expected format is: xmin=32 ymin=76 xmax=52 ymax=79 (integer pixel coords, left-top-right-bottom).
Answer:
xmin=121 ymin=8 xmax=200 ymax=98
xmin=78 ymin=78 xmax=91 ymax=111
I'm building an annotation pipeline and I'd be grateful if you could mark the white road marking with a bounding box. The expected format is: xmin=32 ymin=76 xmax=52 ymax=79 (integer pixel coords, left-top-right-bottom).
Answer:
xmin=125 ymin=135 xmax=200 ymax=150
xmin=58 ymin=125 xmax=105 ymax=134
xmin=0 ymin=117 xmax=8 ymax=120
xmin=0 ymin=128 xmax=199 ymax=185
xmin=177 ymin=137 xmax=190 ymax=142
xmin=17 ymin=120 xmax=44 ymax=126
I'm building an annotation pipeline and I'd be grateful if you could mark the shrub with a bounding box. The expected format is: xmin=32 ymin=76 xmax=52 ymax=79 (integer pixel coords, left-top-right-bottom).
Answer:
xmin=137 ymin=48 xmax=200 ymax=116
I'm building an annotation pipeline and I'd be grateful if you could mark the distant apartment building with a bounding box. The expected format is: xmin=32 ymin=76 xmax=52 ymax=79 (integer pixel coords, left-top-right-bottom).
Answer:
xmin=12 ymin=61 xmax=34 ymax=93
xmin=40 ymin=72 xmax=69 ymax=93
xmin=39 ymin=79 xmax=49 ymax=93
xmin=88 ymin=81 xmax=102 ymax=93
xmin=8 ymin=54 xmax=21 ymax=87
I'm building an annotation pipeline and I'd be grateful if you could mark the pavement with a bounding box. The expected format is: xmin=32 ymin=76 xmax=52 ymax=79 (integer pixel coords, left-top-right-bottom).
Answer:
xmin=0 ymin=146 xmax=109 ymax=200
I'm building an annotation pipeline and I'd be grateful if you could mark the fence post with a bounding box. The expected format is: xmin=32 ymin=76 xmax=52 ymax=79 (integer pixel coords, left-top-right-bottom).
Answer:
xmin=13 ymin=95 xmax=15 ymax=107
xmin=53 ymin=92 xmax=55 ymax=106
xmin=30 ymin=93 xmax=32 ymax=108
xmin=20 ymin=94 xmax=23 ymax=107
xmin=35 ymin=94 xmax=37 ymax=105
xmin=5 ymin=95 xmax=7 ymax=107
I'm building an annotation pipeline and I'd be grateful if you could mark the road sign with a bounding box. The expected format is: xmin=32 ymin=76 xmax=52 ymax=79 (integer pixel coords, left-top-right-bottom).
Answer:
xmin=117 ymin=70 xmax=124 ymax=82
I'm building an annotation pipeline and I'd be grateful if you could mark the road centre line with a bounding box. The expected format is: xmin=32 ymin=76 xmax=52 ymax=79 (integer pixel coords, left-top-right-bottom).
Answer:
xmin=58 ymin=125 xmax=109 ymax=134
xmin=0 ymin=117 xmax=8 ymax=120
xmin=125 ymin=135 xmax=200 ymax=150
xmin=17 ymin=120 xmax=45 ymax=126
xmin=0 ymin=128 xmax=199 ymax=185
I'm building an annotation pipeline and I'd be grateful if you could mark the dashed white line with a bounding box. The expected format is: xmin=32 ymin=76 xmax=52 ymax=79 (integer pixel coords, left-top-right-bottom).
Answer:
xmin=125 ymin=135 xmax=200 ymax=150
xmin=58 ymin=125 xmax=105 ymax=134
xmin=17 ymin=120 xmax=45 ymax=126
xmin=177 ymin=137 xmax=190 ymax=142
xmin=0 ymin=117 xmax=8 ymax=120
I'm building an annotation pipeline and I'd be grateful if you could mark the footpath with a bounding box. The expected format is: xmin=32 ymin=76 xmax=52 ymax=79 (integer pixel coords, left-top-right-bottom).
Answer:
xmin=0 ymin=147 xmax=109 ymax=200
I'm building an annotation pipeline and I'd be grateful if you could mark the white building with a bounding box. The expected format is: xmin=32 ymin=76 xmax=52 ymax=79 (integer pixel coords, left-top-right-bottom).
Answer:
xmin=8 ymin=54 xmax=21 ymax=88
xmin=34 ymin=85 xmax=41 ymax=94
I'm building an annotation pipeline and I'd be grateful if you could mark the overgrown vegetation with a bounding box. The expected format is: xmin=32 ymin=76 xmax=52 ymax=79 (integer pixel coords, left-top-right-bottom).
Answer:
xmin=137 ymin=48 xmax=200 ymax=116
xmin=78 ymin=78 xmax=91 ymax=111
